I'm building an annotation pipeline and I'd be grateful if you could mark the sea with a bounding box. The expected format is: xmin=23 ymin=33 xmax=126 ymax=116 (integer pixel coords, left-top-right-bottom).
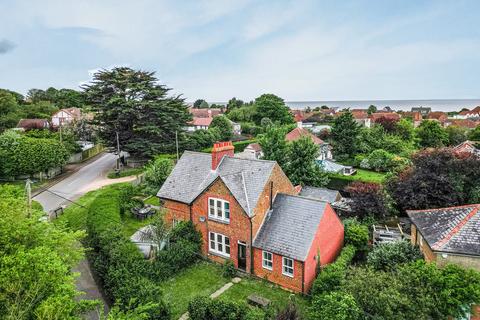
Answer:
xmin=284 ymin=99 xmax=480 ymax=112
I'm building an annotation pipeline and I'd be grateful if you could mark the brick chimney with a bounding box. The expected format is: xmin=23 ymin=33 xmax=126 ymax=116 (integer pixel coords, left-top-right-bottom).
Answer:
xmin=211 ymin=141 xmax=234 ymax=170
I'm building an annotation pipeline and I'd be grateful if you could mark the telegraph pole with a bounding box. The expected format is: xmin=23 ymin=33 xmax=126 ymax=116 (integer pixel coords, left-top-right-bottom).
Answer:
xmin=26 ymin=179 xmax=32 ymax=218
xmin=116 ymin=131 xmax=121 ymax=171
xmin=175 ymin=131 xmax=179 ymax=161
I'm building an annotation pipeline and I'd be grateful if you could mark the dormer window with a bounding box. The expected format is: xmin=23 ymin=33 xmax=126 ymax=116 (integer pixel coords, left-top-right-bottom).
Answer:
xmin=208 ymin=198 xmax=230 ymax=222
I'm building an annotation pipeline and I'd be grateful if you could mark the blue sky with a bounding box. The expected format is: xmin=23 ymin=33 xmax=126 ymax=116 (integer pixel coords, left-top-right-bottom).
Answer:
xmin=0 ymin=0 xmax=479 ymax=102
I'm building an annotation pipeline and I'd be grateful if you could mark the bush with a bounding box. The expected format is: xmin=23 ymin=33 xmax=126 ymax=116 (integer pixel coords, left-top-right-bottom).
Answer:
xmin=311 ymin=245 xmax=356 ymax=297
xmin=222 ymin=260 xmax=236 ymax=278
xmin=144 ymin=157 xmax=174 ymax=195
xmin=309 ymin=291 xmax=360 ymax=320
xmin=275 ymin=302 xmax=302 ymax=320
xmin=367 ymin=241 xmax=422 ymax=271
xmin=188 ymin=296 xmax=247 ymax=320
xmin=343 ymin=219 xmax=369 ymax=252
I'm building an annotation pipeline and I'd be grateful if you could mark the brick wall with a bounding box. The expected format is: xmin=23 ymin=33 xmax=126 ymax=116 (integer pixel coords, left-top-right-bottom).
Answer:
xmin=191 ymin=178 xmax=253 ymax=272
xmin=250 ymin=164 xmax=296 ymax=237
xmin=163 ymin=200 xmax=190 ymax=226
xmin=252 ymin=249 xmax=304 ymax=293
xmin=303 ymin=204 xmax=344 ymax=293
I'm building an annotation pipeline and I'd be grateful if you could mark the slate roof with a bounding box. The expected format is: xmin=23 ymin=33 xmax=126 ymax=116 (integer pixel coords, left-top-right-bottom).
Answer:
xmin=157 ymin=151 xmax=276 ymax=217
xmin=407 ymin=204 xmax=480 ymax=256
xmin=299 ymin=186 xmax=341 ymax=203
xmin=253 ymin=194 xmax=328 ymax=261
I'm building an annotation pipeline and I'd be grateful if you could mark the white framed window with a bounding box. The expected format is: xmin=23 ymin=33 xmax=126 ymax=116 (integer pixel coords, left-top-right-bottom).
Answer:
xmin=282 ymin=257 xmax=294 ymax=277
xmin=209 ymin=232 xmax=230 ymax=257
xmin=262 ymin=251 xmax=273 ymax=270
xmin=208 ymin=198 xmax=230 ymax=222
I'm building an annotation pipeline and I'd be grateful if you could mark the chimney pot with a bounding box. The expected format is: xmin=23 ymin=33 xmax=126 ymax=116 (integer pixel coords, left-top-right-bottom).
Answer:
xmin=211 ymin=141 xmax=234 ymax=170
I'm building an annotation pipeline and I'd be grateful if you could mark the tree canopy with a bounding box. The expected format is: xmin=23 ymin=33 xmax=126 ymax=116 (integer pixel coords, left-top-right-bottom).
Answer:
xmin=83 ymin=67 xmax=191 ymax=158
xmin=416 ymin=120 xmax=448 ymax=148
xmin=331 ymin=111 xmax=361 ymax=160
xmin=209 ymin=115 xmax=233 ymax=141
xmin=253 ymin=94 xmax=293 ymax=125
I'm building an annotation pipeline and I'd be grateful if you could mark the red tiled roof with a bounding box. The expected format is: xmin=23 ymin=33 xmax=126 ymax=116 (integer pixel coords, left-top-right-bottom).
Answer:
xmin=285 ymin=127 xmax=324 ymax=145
xmin=370 ymin=112 xmax=400 ymax=122
xmin=190 ymin=117 xmax=213 ymax=126
xmin=351 ymin=110 xmax=368 ymax=119
xmin=448 ymin=119 xmax=478 ymax=129
xmin=189 ymin=108 xmax=223 ymax=118
xmin=426 ymin=111 xmax=448 ymax=121
xmin=17 ymin=119 xmax=50 ymax=129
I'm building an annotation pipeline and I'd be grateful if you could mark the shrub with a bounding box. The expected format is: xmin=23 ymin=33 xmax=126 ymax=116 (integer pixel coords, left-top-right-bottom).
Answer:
xmin=345 ymin=182 xmax=390 ymax=219
xmin=309 ymin=291 xmax=360 ymax=320
xmin=143 ymin=157 xmax=174 ymax=195
xmin=343 ymin=218 xmax=369 ymax=252
xmin=275 ymin=302 xmax=302 ymax=320
xmin=188 ymin=296 xmax=247 ymax=320
xmin=222 ymin=260 xmax=236 ymax=278
xmin=311 ymin=245 xmax=356 ymax=297
xmin=367 ymin=241 xmax=422 ymax=271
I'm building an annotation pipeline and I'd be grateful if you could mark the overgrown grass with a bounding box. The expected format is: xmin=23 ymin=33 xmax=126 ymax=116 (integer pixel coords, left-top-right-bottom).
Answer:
xmin=327 ymin=168 xmax=387 ymax=190
xmin=219 ymin=277 xmax=309 ymax=316
xmin=160 ymin=261 xmax=229 ymax=319
xmin=143 ymin=196 xmax=160 ymax=206
xmin=107 ymin=167 xmax=144 ymax=179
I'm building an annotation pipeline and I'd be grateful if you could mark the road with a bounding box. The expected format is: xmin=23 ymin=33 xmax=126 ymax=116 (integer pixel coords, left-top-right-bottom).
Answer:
xmin=34 ymin=152 xmax=135 ymax=319
xmin=34 ymin=152 xmax=132 ymax=213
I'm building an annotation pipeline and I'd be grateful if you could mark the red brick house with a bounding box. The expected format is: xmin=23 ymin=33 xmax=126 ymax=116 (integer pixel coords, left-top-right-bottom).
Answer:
xmin=157 ymin=142 xmax=344 ymax=293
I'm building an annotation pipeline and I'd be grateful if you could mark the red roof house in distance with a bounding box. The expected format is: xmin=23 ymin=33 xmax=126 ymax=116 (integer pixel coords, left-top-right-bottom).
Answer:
xmin=189 ymin=108 xmax=223 ymax=118
xmin=370 ymin=112 xmax=401 ymax=123
xmin=157 ymin=141 xmax=344 ymax=293
xmin=286 ymin=127 xmax=324 ymax=145
xmin=16 ymin=119 xmax=50 ymax=131
xmin=454 ymin=106 xmax=480 ymax=119
xmin=453 ymin=140 xmax=480 ymax=156
xmin=51 ymin=107 xmax=82 ymax=127
xmin=426 ymin=111 xmax=448 ymax=124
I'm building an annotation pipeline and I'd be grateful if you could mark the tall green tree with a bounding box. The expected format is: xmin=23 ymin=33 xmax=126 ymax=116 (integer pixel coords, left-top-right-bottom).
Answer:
xmin=367 ymin=105 xmax=377 ymax=115
xmin=416 ymin=120 xmax=448 ymax=148
xmin=469 ymin=125 xmax=480 ymax=141
xmin=0 ymin=90 xmax=21 ymax=131
xmin=0 ymin=185 xmax=95 ymax=318
xmin=193 ymin=99 xmax=208 ymax=109
xmin=331 ymin=111 xmax=360 ymax=160
xmin=226 ymin=97 xmax=244 ymax=111
xmin=285 ymin=136 xmax=329 ymax=187
xmin=209 ymin=115 xmax=233 ymax=141
xmin=258 ymin=126 xmax=289 ymax=168
xmin=83 ymin=67 xmax=191 ymax=158
xmin=253 ymin=94 xmax=293 ymax=125
xmin=445 ymin=125 xmax=468 ymax=146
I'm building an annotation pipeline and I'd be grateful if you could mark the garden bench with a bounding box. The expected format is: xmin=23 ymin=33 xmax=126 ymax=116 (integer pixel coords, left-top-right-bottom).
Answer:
xmin=247 ymin=294 xmax=271 ymax=308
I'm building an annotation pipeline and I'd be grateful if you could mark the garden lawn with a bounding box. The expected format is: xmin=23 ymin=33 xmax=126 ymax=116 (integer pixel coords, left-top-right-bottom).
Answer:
xmin=327 ymin=168 xmax=387 ymax=189
xmin=159 ymin=261 xmax=229 ymax=319
xmin=143 ymin=196 xmax=160 ymax=206
xmin=219 ymin=277 xmax=309 ymax=316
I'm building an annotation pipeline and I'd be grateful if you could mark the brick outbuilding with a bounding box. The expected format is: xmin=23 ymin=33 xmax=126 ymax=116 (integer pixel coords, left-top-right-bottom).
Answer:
xmin=157 ymin=142 xmax=344 ymax=293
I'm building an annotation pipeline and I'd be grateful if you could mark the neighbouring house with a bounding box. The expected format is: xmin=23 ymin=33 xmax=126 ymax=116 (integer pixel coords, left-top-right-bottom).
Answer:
xmin=291 ymin=110 xmax=313 ymax=123
xmin=446 ymin=119 xmax=480 ymax=129
xmin=286 ymin=126 xmax=333 ymax=160
xmin=453 ymin=106 xmax=480 ymax=119
xmin=411 ymin=107 xmax=431 ymax=117
xmin=297 ymin=186 xmax=342 ymax=203
xmin=407 ymin=204 xmax=480 ymax=320
xmin=370 ymin=112 xmax=401 ymax=123
xmin=350 ymin=110 xmax=371 ymax=128
xmin=189 ymin=108 xmax=223 ymax=118
xmin=399 ymin=111 xmax=423 ymax=127
xmin=16 ymin=119 xmax=50 ymax=131
xmin=453 ymin=140 xmax=480 ymax=156
xmin=426 ymin=111 xmax=448 ymax=124
xmin=185 ymin=115 xmax=241 ymax=134
xmin=407 ymin=204 xmax=480 ymax=269
xmin=157 ymin=141 xmax=344 ymax=293
xmin=51 ymin=107 xmax=82 ymax=127
xmin=235 ymin=143 xmax=263 ymax=160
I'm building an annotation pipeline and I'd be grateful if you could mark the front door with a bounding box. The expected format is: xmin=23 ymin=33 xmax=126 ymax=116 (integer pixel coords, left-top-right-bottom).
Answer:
xmin=237 ymin=242 xmax=247 ymax=271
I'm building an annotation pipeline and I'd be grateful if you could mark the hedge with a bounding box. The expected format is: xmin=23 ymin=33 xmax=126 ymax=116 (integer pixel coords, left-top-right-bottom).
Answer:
xmin=85 ymin=184 xmax=202 ymax=319
xmin=202 ymin=139 xmax=257 ymax=153
xmin=188 ymin=296 xmax=257 ymax=320
xmin=311 ymin=245 xmax=356 ymax=297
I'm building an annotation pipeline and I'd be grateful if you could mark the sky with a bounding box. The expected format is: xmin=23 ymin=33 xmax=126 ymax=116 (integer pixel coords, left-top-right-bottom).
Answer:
xmin=0 ymin=0 xmax=479 ymax=102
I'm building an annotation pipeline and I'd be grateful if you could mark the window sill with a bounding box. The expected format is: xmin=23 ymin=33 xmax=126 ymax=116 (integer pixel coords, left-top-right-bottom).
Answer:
xmin=262 ymin=265 xmax=273 ymax=271
xmin=208 ymin=216 xmax=230 ymax=225
xmin=208 ymin=250 xmax=230 ymax=259
xmin=282 ymin=272 xmax=294 ymax=278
